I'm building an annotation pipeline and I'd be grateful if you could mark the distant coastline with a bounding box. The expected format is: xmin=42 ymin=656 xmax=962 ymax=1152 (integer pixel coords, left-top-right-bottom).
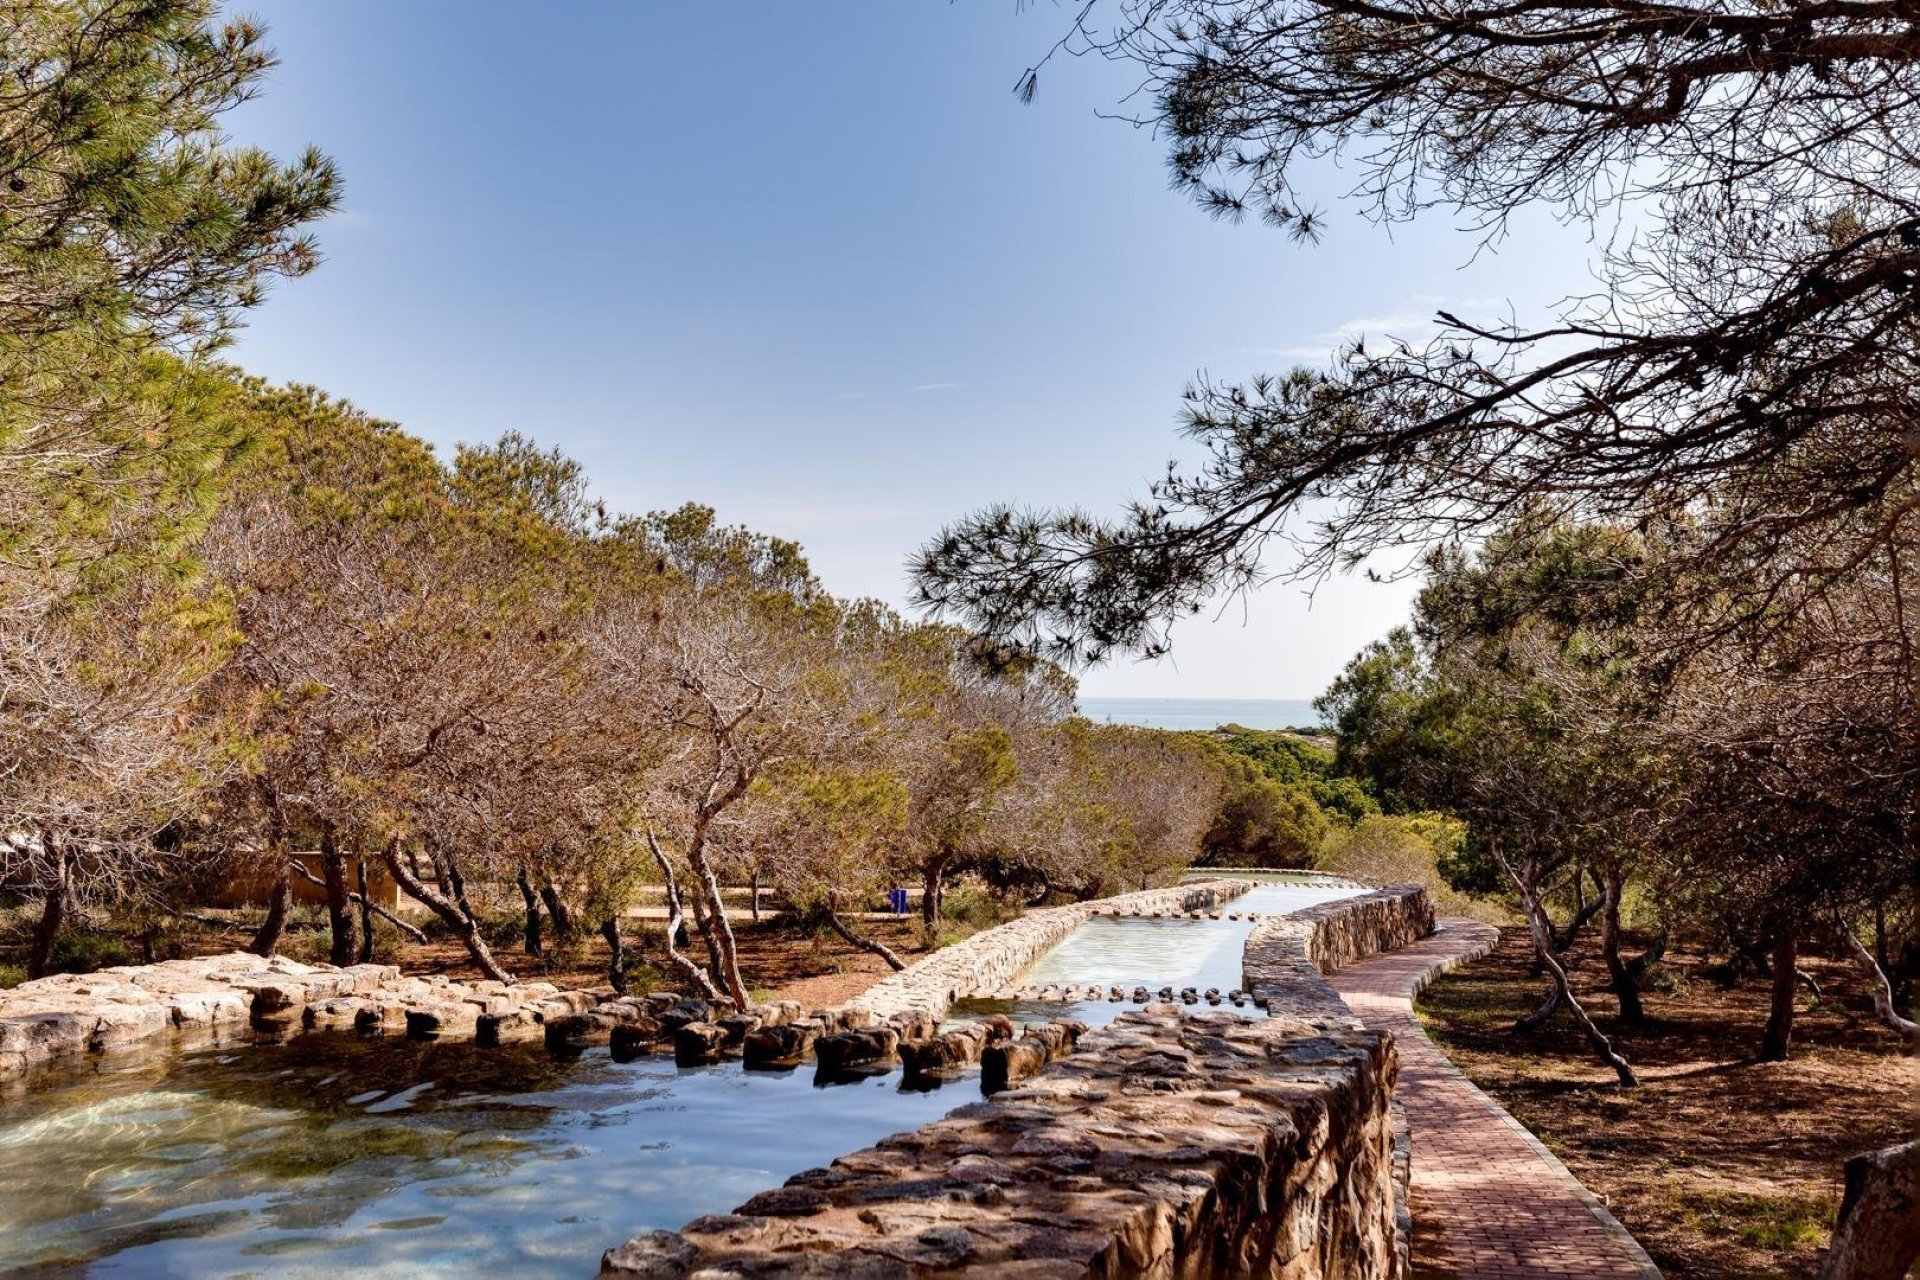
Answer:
xmin=1076 ymin=696 xmax=1324 ymax=731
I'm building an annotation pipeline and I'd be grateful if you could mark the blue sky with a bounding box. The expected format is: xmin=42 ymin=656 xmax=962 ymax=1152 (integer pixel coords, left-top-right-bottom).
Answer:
xmin=224 ymin=3 xmax=1600 ymax=699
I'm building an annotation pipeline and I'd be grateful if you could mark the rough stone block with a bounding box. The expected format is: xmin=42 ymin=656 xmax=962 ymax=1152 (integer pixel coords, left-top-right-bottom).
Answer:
xmin=743 ymin=1020 xmax=821 ymax=1070
xmin=405 ymin=1001 xmax=479 ymax=1040
xmin=610 ymin=1018 xmax=664 ymax=1062
xmin=477 ymin=1008 xmax=543 ymax=1047
xmin=674 ymin=1021 xmax=730 ymax=1066
xmin=814 ymin=1026 xmax=899 ymax=1073
xmin=0 ymin=1012 xmax=90 ymax=1063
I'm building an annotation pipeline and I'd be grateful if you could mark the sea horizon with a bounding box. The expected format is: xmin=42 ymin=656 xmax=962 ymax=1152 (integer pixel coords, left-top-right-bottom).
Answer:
xmin=1076 ymin=696 xmax=1325 ymax=731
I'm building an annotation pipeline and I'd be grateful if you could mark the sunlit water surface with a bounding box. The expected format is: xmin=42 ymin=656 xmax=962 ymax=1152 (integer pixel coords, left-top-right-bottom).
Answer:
xmin=0 ymin=1035 xmax=970 ymax=1278
xmin=1 ymin=876 xmax=1358 ymax=1278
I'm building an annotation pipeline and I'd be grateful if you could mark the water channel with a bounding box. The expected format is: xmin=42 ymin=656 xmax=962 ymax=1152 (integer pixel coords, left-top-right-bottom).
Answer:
xmin=0 ymin=874 xmax=1359 ymax=1278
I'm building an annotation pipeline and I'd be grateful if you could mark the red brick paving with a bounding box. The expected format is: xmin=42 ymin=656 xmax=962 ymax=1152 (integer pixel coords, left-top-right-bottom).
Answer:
xmin=1331 ymin=921 xmax=1662 ymax=1280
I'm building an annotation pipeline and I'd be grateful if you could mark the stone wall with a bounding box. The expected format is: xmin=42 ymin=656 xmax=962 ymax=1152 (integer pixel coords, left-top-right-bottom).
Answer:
xmin=604 ymin=1005 xmax=1399 ymax=1279
xmin=1242 ymin=885 xmax=1433 ymax=1017
xmin=600 ymin=885 xmax=1436 ymax=1280
xmin=844 ymin=879 xmax=1255 ymax=1025
xmin=0 ymin=951 xmax=602 ymax=1080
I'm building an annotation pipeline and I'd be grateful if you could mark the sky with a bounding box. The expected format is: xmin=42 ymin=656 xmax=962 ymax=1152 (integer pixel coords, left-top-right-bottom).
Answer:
xmin=222 ymin=3 xmax=1603 ymax=700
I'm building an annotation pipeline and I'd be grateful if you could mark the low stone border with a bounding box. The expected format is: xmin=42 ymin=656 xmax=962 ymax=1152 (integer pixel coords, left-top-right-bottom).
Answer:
xmin=844 ymin=879 xmax=1255 ymax=1025
xmin=0 ymin=952 xmax=613 ymax=1080
xmin=0 ymin=881 xmax=1257 ymax=1085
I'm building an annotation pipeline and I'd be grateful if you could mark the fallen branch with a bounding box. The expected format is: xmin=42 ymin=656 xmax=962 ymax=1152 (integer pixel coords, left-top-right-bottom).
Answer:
xmin=163 ymin=905 xmax=250 ymax=931
xmin=824 ymin=894 xmax=907 ymax=971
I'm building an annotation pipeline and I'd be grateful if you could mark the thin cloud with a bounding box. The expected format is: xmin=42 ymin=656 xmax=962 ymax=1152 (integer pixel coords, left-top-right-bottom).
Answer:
xmin=830 ymin=391 xmax=868 ymax=401
xmin=910 ymin=382 xmax=961 ymax=392
xmin=1256 ymin=294 xmax=1506 ymax=365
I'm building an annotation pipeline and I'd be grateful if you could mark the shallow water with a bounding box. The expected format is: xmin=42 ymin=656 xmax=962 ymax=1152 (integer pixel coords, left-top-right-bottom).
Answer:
xmin=0 ymin=1034 xmax=969 ymax=1278
xmin=0 ymin=877 xmax=1359 ymax=1277
xmin=947 ymin=877 xmax=1360 ymax=1030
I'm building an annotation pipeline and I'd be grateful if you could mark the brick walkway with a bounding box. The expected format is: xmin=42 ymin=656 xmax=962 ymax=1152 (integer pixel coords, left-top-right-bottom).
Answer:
xmin=1330 ymin=920 xmax=1662 ymax=1280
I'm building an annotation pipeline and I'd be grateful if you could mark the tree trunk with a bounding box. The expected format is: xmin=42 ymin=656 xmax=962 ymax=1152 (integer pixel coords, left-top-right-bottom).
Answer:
xmin=601 ymin=916 xmax=629 ymax=994
xmin=750 ymin=864 xmax=761 ymax=924
xmin=381 ymin=841 xmax=514 ymax=983
xmin=26 ymin=832 xmax=71 ymax=979
xmin=355 ymin=856 xmax=376 ymax=963
xmin=1514 ymin=982 xmax=1564 ymax=1033
xmin=250 ymin=862 xmax=292 ymax=957
xmin=645 ymin=829 xmax=726 ymax=1004
xmin=825 ymin=895 xmax=907 ymax=971
xmin=1498 ymin=848 xmax=1637 ymax=1086
xmin=249 ymin=792 xmax=293 ymax=958
xmin=1818 ymin=1140 xmax=1920 ymax=1280
xmin=1760 ymin=926 xmax=1799 ymax=1062
xmin=1875 ymin=897 xmax=1891 ymax=978
xmin=296 ymin=854 xmax=426 ymax=949
xmin=539 ymin=882 xmax=575 ymax=946
xmin=921 ymin=856 xmax=948 ymax=931
xmin=682 ymin=857 xmax=729 ymax=985
xmin=517 ymin=867 xmax=543 ymax=957
xmin=1599 ymin=866 xmax=1645 ymax=1024
xmin=320 ymin=823 xmax=357 ymax=967
xmin=685 ymin=824 xmax=750 ymax=1009
xmin=1553 ymin=869 xmax=1590 ymax=952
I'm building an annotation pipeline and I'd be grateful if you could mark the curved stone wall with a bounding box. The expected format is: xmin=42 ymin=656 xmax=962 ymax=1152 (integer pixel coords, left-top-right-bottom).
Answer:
xmin=602 ymin=885 xmax=1436 ymax=1279
xmin=1242 ymin=885 xmax=1435 ymax=1019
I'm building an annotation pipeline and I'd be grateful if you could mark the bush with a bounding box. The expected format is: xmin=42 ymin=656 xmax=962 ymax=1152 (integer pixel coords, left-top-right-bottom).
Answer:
xmin=0 ymin=964 xmax=25 ymax=989
xmin=940 ymin=881 xmax=1009 ymax=932
xmin=49 ymin=929 xmax=134 ymax=975
xmin=1202 ymin=769 xmax=1328 ymax=868
xmin=1317 ymin=814 xmax=1509 ymax=923
xmin=281 ymin=927 xmax=335 ymax=966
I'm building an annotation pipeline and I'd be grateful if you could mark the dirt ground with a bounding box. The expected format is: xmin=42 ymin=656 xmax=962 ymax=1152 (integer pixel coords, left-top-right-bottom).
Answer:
xmin=1415 ymin=927 xmax=1919 ymax=1280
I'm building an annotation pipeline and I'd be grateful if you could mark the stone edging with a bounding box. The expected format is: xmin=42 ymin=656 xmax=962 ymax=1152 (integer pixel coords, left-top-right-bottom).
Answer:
xmin=1403 ymin=921 xmax=1666 ymax=1280
xmin=842 ymin=878 xmax=1256 ymax=1025
xmin=0 ymin=953 xmax=617 ymax=1081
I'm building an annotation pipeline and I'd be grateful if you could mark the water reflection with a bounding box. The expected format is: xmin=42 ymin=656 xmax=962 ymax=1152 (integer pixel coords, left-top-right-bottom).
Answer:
xmin=0 ymin=1033 xmax=966 ymax=1278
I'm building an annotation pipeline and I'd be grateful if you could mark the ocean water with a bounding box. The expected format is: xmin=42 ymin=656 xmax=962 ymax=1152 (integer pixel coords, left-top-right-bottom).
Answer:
xmin=1076 ymin=696 xmax=1323 ymax=731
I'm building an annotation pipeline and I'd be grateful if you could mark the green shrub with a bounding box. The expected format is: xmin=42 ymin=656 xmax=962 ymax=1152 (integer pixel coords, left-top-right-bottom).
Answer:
xmin=940 ymin=881 xmax=1007 ymax=931
xmin=0 ymin=964 xmax=25 ymax=989
xmin=49 ymin=929 xmax=134 ymax=974
xmin=281 ymin=928 xmax=334 ymax=966
xmin=1318 ymin=814 xmax=1509 ymax=923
